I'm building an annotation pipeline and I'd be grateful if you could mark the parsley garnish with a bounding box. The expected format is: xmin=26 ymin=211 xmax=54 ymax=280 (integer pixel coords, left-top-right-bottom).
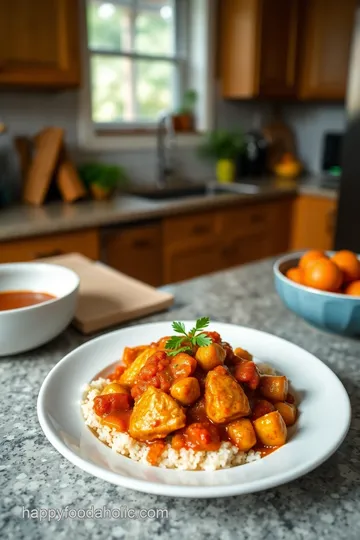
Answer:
xmin=165 ymin=317 xmax=212 ymax=356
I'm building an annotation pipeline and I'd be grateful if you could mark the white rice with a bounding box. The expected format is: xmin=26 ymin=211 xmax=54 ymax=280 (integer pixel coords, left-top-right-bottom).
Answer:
xmin=81 ymin=379 xmax=261 ymax=471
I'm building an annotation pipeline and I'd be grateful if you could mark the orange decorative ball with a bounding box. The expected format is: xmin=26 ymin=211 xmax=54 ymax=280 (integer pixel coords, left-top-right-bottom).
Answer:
xmin=286 ymin=267 xmax=304 ymax=285
xmin=331 ymin=250 xmax=360 ymax=283
xmin=303 ymin=257 xmax=343 ymax=292
xmin=299 ymin=250 xmax=326 ymax=271
xmin=345 ymin=280 xmax=360 ymax=296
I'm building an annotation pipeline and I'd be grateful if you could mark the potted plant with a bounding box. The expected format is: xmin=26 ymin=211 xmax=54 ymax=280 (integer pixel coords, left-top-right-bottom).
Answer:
xmin=78 ymin=163 xmax=128 ymax=200
xmin=172 ymin=89 xmax=198 ymax=133
xmin=198 ymin=130 xmax=244 ymax=183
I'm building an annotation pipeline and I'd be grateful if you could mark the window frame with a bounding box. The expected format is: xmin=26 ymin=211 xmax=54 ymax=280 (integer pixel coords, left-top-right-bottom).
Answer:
xmin=86 ymin=0 xmax=187 ymax=129
xmin=77 ymin=0 xmax=216 ymax=150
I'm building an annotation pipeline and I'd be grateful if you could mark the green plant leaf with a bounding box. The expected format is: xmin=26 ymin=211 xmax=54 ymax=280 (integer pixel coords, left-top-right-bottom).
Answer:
xmin=167 ymin=346 xmax=193 ymax=357
xmin=165 ymin=336 xmax=184 ymax=350
xmin=193 ymin=334 xmax=212 ymax=347
xmin=195 ymin=317 xmax=210 ymax=331
xmin=172 ymin=321 xmax=187 ymax=335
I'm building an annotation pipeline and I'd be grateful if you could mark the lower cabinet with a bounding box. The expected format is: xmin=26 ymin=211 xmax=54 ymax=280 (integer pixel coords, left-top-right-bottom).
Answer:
xmin=101 ymin=222 xmax=163 ymax=287
xmin=290 ymin=195 xmax=337 ymax=250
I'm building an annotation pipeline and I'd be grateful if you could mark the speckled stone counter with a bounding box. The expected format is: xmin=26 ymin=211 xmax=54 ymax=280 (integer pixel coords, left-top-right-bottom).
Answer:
xmin=1 ymin=258 xmax=358 ymax=540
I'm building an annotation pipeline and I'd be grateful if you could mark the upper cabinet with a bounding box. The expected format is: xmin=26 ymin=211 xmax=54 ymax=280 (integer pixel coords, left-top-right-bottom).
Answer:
xmin=219 ymin=0 xmax=357 ymax=101
xmin=220 ymin=0 xmax=299 ymax=99
xmin=0 ymin=0 xmax=80 ymax=88
xmin=298 ymin=0 xmax=357 ymax=100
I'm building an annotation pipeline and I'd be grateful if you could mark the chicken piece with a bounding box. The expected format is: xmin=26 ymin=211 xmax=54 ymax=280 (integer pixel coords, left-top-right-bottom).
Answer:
xmin=227 ymin=419 xmax=257 ymax=451
xmin=205 ymin=366 xmax=250 ymax=423
xmin=196 ymin=343 xmax=226 ymax=371
xmin=259 ymin=375 xmax=288 ymax=402
xmin=275 ymin=402 xmax=297 ymax=426
xmin=119 ymin=347 xmax=158 ymax=386
xmin=170 ymin=377 xmax=200 ymax=405
xmin=129 ymin=386 xmax=186 ymax=441
xmin=253 ymin=410 xmax=287 ymax=446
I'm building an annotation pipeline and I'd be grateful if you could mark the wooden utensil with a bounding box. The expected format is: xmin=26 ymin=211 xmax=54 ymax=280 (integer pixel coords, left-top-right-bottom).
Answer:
xmin=57 ymin=149 xmax=87 ymax=203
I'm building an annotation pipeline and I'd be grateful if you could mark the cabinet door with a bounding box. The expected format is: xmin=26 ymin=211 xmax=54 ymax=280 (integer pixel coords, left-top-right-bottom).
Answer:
xmin=0 ymin=229 xmax=100 ymax=263
xmin=298 ymin=0 xmax=357 ymax=99
xmin=163 ymin=237 xmax=222 ymax=284
xmin=222 ymin=233 xmax=268 ymax=268
xmin=102 ymin=223 xmax=163 ymax=287
xmin=259 ymin=0 xmax=299 ymax=97
xmin=0 ymin=0 xmax=80 ymax=87
xmin=290 ymin=196 xmax=338 ymax=251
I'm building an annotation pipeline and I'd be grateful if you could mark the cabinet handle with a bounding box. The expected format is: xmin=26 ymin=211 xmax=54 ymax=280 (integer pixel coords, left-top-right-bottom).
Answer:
xmin=191 ymin=224 xmax=211 ymax=235
xmin=250 ymin=213 xmax=264 ymax=224
xmin=132 ymin=239 xmax=152 ymax=249
xmin=35 ymin=249 xmax=64 ymax=259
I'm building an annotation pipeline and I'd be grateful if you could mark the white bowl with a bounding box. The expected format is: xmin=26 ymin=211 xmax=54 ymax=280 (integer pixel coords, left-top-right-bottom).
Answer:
xmin=0 ymin=263 xmax=79 ymax=356
xmin=38 ymin=321 xmax=351 ymax=498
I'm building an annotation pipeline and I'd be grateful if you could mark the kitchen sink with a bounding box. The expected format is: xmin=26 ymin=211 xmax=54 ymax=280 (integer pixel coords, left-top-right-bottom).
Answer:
xmin=129 ymin=183 xmax=261 ymax=201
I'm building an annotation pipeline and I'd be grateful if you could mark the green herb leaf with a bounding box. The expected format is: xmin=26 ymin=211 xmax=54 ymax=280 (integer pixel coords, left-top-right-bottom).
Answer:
xmin=195 ymin=317 xmax=210 ymax=332
xmin=165 ymin=335 xmax=185 ymax=350
xmin=193 ymin=333 xmax=212 ymax=347
xmin=167 ymin=346 xmax=193 ymax=357
xmin=172 ymin=321 xmax=187 ymax=335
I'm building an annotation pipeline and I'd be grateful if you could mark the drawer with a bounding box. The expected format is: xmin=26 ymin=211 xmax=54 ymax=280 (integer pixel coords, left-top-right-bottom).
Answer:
xmin=163 ymin=211 xmax=219 ymax=245
xmin=219 ymin=203 xmax=272 ymax=236
xmin=102 ymin=223 xmax=163 ymax=287
xmin=0 ymin=229 xmax=100 ymax=263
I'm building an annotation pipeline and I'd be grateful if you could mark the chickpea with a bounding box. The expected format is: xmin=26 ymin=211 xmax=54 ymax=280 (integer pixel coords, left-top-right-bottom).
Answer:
xmin=227 ymin=419 xmax=257 ymax=452
xmin=170 ymin=377 xmax=201 ymax=406
xmin=259 ymin=375 xmax=288 ymax=402
xmin=274 ymin=402 xmax=297 ymax=426
xmin=101 ymin=382 xmax=129 ymax=396
xmin=253 ymin=410 xmax=287 ymax=446
xmin=195 ymin=343 xmax=226 ymax=371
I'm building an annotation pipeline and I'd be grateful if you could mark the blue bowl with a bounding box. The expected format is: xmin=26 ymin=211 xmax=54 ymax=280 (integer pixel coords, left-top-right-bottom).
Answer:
xmin=274 ymin=252 xmax=360 ymax=336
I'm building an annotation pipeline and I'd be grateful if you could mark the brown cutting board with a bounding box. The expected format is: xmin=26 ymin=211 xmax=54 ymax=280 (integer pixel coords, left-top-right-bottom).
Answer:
xmin=39 ymin=253 xmax=174 ymax=334
xmin=57 ymin=149 xmax=87 ymax=203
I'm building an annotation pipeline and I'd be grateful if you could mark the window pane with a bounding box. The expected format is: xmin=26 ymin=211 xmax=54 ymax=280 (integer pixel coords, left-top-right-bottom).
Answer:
xmin=87 ymin=1 xmax=133 ymax=52
xmin=136 ymin=59 xmax=174 ymax=120
xmin=90 ymin=55 xmax=136 ymax=122
xmin=135 ymin=1 xmax=175 ymax=56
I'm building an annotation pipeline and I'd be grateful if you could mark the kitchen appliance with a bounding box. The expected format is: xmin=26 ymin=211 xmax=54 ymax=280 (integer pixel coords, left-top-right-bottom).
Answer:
xmin=236 ymin=131 xmax=268 ymax=178
xmin=335 ymin=4 xmax=360 ymax=250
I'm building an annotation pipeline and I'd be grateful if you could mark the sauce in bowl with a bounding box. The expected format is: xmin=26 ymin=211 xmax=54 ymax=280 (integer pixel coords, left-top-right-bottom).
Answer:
xmin=0 ymin=291 xmax=56 ymax=311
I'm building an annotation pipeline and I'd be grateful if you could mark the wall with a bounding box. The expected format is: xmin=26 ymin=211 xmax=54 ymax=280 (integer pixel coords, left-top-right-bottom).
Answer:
xmin=2 ymin=90 xmax=214 ymax=186
xmin=281 ymin=104 xmax=347 ymax=173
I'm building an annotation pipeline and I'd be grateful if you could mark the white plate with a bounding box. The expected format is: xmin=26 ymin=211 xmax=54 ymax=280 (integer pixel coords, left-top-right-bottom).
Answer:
xmin=37 ymin=321 xmax=351 ymax=498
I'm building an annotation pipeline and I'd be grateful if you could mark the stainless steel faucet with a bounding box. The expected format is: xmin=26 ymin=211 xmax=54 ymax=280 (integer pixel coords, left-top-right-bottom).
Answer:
xmin=156 ymin=113 xmax=176 ymax=188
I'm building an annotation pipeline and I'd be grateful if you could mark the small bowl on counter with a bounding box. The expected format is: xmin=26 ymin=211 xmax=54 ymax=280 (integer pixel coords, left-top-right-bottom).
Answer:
xmin=274 ymin=252 xmax=360 ymax=336
xmin=0 ymin=263 xmax=79 ymax=356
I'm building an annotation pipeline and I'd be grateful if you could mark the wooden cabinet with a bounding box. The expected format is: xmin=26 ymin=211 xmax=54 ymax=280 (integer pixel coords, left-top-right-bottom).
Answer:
xmin=0 ymin=229 xmax=99 ymax=263
xmin=163 ymin=212 xmax=222 ymax=283
xmin=163 ymin=199 xmax=294 ymax=283
xmin=102 ymin=223 xmax=163 ymax=287
xmin=290 ymin=195 xmax=338 ymax=250
xmin=220 ymin=0 xmax=299 ymax=98
xmin=0 ymin=0 xmax=80 ymax=88
xmin=297 ymin=0 xmax=356 ymax=100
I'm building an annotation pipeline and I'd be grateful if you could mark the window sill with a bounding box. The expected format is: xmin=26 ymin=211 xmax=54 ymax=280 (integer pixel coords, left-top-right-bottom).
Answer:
xmin=78 ymin=130 xmax=204 ymax=151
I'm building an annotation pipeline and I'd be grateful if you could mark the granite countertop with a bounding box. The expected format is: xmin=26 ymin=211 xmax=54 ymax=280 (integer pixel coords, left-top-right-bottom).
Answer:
xmin=1 ymin=258 xmax=358 ymax=540
xmin=0 ymin=177 xmax=337 ymax=242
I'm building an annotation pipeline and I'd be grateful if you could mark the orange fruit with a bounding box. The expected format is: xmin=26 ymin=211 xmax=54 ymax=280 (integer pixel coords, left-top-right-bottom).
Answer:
xmin=345 ymin=280 xmax=360 ymax=296
xmin=299 ymin=250 xmax=326 ymax=270
xmin=286 ymin=267 xmax=304 ymax=285
xmin=331 ymin=250 xmax=360 ymax=283
xmin=303 ymin=257 xmax=343 ymax=292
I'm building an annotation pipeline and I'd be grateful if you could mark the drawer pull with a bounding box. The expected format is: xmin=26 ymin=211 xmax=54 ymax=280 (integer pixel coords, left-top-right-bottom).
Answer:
xmin=191 ymin=224 xmax=211 ymax=235
xmin=35 ymin=249 xmax=64 ymax=259
xmin=133 ymin=239 xmax=152 ymax=249
xmin=250 ymin=214 xmax=264 ymax=224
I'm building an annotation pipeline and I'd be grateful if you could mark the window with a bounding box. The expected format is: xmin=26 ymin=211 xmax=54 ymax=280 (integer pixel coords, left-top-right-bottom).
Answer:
xmin=85 ymin=0 xmax=187 ymax=128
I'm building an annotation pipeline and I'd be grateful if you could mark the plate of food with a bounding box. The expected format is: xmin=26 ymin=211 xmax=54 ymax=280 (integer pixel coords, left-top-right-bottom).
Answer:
xmin=37 ymin=318 xmax=351 ymax=498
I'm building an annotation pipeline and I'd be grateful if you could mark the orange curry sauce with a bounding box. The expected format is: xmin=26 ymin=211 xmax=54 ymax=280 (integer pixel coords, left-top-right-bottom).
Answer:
xmin=93 ymin=334 xmax=297 ymax=466
xmin=0 ymin=291 xmax=56 ymax=311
